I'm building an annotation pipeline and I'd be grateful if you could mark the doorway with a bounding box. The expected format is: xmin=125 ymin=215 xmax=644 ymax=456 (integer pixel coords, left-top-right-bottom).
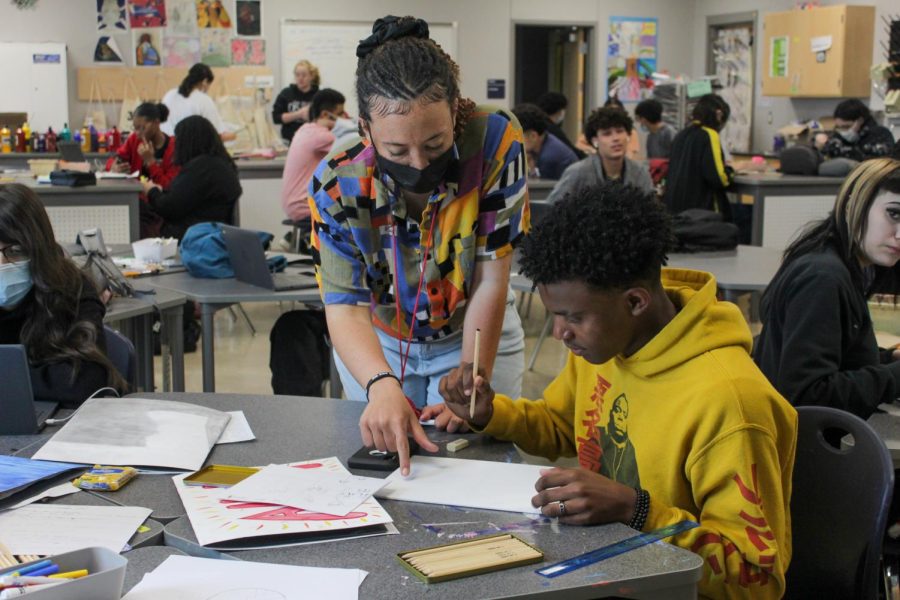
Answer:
xmin=707 ymin=13 xmax=756 ymax=153
xmin=514 ymin=24 xmax=592 ymax=145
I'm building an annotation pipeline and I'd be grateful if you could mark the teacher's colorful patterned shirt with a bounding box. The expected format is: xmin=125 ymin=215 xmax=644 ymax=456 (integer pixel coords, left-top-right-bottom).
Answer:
xmin=309 ymin=106 xmax=530 ymax=341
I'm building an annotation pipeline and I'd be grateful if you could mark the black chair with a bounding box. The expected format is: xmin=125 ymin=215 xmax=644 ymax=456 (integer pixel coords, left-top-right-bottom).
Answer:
xmin=281 ymin=218 xmax=312 ymax=254
xmin=103 ymin=325 xmax=136 ymax=389
xmin=786 ymin=406 xmax=894 ymax=599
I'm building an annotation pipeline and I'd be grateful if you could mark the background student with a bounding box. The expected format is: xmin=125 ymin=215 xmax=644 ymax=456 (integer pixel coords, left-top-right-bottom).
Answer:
xmin=815 ymin=99 xmax=895 ymax=162
xmin=310 ymin=16 xmax=528 ymax=475
xmin=547 ymin=106 xmax=653 ymax=203
xmin=141 ymin=115 xmax=242 ymax=241
xmin=0 ymin=184 xmax=126 ymax=407
xmin=281 ymin=88 xmax=346 ymax=249
xmin=106 ymin=102 xmax=179 ymax=187
xmin=512 ymin=103 xmax=578 ymax=180
xmin=162 ymin=63 xmax=236 ymax=142
xmin=534 ymin=91 xmax=584 ymax=159
xmin=755 ymin=158 xmax=900 ymax=418
xmin=574 ymin=96 xmax=641 ymax=160
xmin=272 ymin=59 xmax=321 ymax=143
xmin=634 ymin=98 xmax=677 ymax=159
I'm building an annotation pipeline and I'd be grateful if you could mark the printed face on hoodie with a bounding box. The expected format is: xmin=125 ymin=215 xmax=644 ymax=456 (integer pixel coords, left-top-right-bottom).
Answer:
xmin=538 ymin=279 xmax=638 ymax=365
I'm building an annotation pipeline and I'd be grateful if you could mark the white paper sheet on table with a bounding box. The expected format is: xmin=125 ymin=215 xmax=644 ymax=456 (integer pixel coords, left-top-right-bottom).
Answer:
xmin=121 ymin=555 xmax=367 ymax=600
xmin=0 ymin=504 xmax=151 ymax=555
xmin=216 ymin=411 xmax=256 ymax=444
xmin=224 ymin=463 xmax=387 ymax=516
xmin=8 ymin=481 xmax=80 ymax=510
xmin=32 ymin=397 xmax=230 ymax=470
xmin=377 ymin=456 xmax=544 ymax=514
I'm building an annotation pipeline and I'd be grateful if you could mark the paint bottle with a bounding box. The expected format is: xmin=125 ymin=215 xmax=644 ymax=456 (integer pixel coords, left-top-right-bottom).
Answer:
xmin=108 ymin=126 xmax=121 ymax=152
xmin=98 ymin=132 xmax=107 ymax=154
xmin=0 ymin=126 xmax=11 ymax=153
xmin=59 ymin=123 xmax=71 ymax=142
xmin=89 ymin=122 xmax=99 ymax=152
xmin=80 ymin=125 xmax=91 ymax=152
xmin=37 ymin=133 xmax=46 ymax=153
xmin=46 ymin=128 xmax=57 ymax=153
xmin=14 ymin=127 xmax=26 ymax=153
xmin=31 ymin=131 xmax=40 ymax=152
xmin=21 ymin=121 xmax=31 ymax=143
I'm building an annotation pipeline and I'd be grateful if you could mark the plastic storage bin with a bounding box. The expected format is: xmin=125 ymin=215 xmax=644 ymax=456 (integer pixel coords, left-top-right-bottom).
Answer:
xmin=0 ymin=546 xmax=126 ymax=599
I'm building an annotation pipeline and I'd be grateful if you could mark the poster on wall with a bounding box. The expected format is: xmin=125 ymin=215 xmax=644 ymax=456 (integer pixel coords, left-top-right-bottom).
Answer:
xmin=167 ymin=0 xmax=198 ymax=35
xmin=231 ymin=39 xmax=264 ymax=65
xmin=769 ymin=36 xmax=788 ymax=78
xmin=196 ymin=0 xmax=231 ymax=28
xmin=94 ymin=35 xmax=124 ymax=63
xmin=607 ymin=17 xmax=658 ymax=102
xmin=97 ymin=0 xmax=128 ymax=31
xmin=129 ymin=0 xmax=167 ymax=28
xmin=200 ymin=29 xmax=231 ymax=66
xmin=235 ymin=0 xmax=261 ymax=37
xmin=164 ymin=35 xmax=201 ymax=67
xmin=712 ymin=25 xmax=753 ymax=153
xmin=134 ymin=28 xmax=163 ymax=66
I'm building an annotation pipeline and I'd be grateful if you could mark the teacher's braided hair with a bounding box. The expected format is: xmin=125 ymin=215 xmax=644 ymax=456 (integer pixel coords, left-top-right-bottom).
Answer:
xmin=356 ymin=15 xmax=475 ymax=141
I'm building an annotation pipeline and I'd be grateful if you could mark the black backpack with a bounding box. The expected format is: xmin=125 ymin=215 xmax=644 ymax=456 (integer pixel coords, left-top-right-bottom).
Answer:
xmin=779 ymin=145 xmax=823 ymax=175
xmin=269 ymin=310 xmax=331 ymax=397
xmin=672 ymin=209 xmax=739 ymax=253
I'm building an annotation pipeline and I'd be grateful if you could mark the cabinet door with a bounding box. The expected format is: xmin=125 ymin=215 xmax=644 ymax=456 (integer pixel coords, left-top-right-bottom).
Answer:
xmin=762 ymin=11 xmax=806 ymax=96
xmin=798 ymin=5 xmax=846 ymax=96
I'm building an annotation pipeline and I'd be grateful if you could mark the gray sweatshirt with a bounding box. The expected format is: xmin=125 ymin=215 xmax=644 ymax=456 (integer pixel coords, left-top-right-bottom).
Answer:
xmin=546 ymin=155 xmax=654 ymax=204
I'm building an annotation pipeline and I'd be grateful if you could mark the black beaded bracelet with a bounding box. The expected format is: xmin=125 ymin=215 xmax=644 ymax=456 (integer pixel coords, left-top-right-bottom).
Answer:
xmin=365 ymin=371 xmax=400 ymax=401
xmin=628 ymin=488 xmax=650 ymax=531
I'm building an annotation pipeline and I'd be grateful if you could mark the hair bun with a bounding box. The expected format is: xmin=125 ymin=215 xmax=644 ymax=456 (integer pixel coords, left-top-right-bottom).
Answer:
xmin=356 ymin=15 xmax=429 ymax=59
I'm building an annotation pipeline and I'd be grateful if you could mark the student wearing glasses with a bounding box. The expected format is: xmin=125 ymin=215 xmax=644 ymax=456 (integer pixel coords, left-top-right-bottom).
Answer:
xmin=0 ymin=184 xmax=126 ymax=406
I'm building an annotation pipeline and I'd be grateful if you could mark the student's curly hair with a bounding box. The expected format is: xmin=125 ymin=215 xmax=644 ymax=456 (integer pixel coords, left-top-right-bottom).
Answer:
xmin=583 ymin=106 xmax=633 ymax=141
xmin=512 ymin=103 xmax=549 ymax=135
xmin=520 ymin=182 xmax=673 ymax=289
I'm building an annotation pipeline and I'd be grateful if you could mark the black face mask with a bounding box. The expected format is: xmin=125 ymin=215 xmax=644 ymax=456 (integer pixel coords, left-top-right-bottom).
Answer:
xmin=374 ymin=145 xmax=455 ymax=195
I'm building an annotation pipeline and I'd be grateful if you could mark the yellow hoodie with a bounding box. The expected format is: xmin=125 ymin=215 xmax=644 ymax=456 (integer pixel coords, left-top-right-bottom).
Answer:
xmin=483 ymin=269 xmax=797 ymax=600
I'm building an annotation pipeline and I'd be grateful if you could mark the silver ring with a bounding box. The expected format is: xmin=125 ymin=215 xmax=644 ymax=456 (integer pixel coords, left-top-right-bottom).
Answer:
xmin=558 ymin=500 xmax=566 ymax=517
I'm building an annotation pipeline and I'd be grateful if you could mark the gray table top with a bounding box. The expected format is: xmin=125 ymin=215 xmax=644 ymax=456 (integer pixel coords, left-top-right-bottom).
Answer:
xmin=122 ymin=546 xmax=191 ymax=594
xmin=141 ymin=270 xmax=321 ymax=305
xmin=24 ymin=179 xmax=142 ymax=194
xmin=867 ymin=410 xmax=900 ymax=462
xmin=234 ymin=158 xmax=286 ymax=170
xmin=104 ymin=288 xmax=186 ymax=322
xmin=732 ymin=173 xmax=845 ymax=188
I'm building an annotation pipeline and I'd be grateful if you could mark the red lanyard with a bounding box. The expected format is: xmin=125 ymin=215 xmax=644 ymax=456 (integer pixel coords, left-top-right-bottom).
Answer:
xmin=390 ymin=202 xmax=440 ymax=409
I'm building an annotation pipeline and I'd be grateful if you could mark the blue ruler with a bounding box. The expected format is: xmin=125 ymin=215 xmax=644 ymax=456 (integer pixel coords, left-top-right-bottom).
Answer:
xmin=535 ymin=520 xmax=699 ymax=578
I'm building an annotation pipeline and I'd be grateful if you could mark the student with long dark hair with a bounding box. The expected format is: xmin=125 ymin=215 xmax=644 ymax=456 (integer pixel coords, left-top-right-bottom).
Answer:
xmin=755 ymin=158 xmax=900 ymax=418
xmin=141 ymin=115 xmax=242 ymax=241
xmin=161 ymin=63 xmax=235 ymax=141
xmin=310 ymin=16 xmax=529 ymax=474
xmin=106 ymin=102 xmax=179 ymax=186
xmin=0 ymin=184 xmax=126 ymax=406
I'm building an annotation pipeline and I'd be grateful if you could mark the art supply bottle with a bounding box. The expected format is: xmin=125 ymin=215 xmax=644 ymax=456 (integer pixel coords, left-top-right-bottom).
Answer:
xmin=59 ymin=123 xmax=71 ymax=142
xmin=108 ymin=126 xmax=120 ymax=153
xmin=98 ymin=132 xmax=107 ymax=153
xmin=21 ymin=121 xmax=31 ymax=143
xmin=46 ymin=128 xmax=57 ymax=153
xmin=80 ymin=125 xmax=91 ymax=152
xmin=73 ymin=131 xmax=82 ymax=148
xmin=37 ymin=133 xmax=46 ymax=153
xmin=89 ymin=122 xmax=99 ymax=152
xmin=14 ymin=127 xmax=26 ymax=153
xmin=31 ymin=131 xmax=40 ymax=152
xmin=0 ymin=126 xmax=11 ymax=153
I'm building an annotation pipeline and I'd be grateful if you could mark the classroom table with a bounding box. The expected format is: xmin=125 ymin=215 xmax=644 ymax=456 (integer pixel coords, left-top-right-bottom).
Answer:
xmin=9 ymin=392 xmax=704 ymax=598
xmin=865 ymin=409 xmax=900 ymax=467
xmin=141 ymin=270 xmax=322 ymax=393
xmin=730 ymin=173 xmax=844 ymax=249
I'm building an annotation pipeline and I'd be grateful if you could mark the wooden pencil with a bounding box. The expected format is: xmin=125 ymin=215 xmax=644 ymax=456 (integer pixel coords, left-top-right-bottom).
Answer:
xmin=407 ymin=539 xmax=520 ymax=567
xmin=470 ymin=328 xmax=481 ymax=419
xmin=0 ymin=540 xmax=16 ymax=568
xmin=420 ymin=546 xmax=542 ymax=577
xmin=401 ymin=534 xmax=513 ymax=560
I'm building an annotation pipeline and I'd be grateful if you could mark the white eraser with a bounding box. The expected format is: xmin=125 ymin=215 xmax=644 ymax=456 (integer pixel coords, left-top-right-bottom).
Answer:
xmin=446 ymin=438 xmax=469 ymax=453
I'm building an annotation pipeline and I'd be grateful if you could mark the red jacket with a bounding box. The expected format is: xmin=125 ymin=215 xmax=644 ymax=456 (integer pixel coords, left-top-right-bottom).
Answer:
xmin=105 ymin=132 xmax=180 ymax=188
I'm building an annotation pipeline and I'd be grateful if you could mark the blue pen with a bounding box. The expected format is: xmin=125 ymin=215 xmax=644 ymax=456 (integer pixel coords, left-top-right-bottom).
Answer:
xmin=8 ymin=560 xmax=52 ymax=577
xmin=23 ymin=565 xmax=59 ymax=578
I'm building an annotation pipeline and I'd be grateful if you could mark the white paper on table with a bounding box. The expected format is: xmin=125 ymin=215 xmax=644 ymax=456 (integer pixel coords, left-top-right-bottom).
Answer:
xmin=377 ymin=456 xmax=544 ymax=514
xmin=121 ymin=555 xmax=366 ymax=600
xmin=95 ymin=170 xmax=140 ymax=180
xmin=32 ymin=397 xmax=230 ymax=471
xmin=224 ymin=463 xmax=387 ymax=516
xmin=8 ymin=481 xmax=80 ymax=509
xmin=216 ymin=411 xmax=256 ymax=444
xmin=0 ymin=504 xmax=151 ymax=555
xmin=174 ymin=457 xmax=395 ymax=548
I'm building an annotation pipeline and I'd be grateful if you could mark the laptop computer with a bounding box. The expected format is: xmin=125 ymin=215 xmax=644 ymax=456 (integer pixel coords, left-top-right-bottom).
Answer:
xmin=0 ymin=345 xmax=59 ymax=435
xmin=221 ymin=225 xmax=318 ymax=292
xmin=57 ymin=141 xmax=87 ymax=163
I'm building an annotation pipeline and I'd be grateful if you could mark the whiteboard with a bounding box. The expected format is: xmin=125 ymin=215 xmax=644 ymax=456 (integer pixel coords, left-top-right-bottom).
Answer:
xmin=280 ymin=20 xmax=457 ymax=118
xmin=0 ymin=43 xmax=69 ymax=133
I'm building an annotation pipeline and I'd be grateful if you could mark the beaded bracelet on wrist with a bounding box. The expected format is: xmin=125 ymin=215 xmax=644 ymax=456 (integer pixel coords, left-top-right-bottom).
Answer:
xmin=628 ymin=488 xmax=650 ymax=531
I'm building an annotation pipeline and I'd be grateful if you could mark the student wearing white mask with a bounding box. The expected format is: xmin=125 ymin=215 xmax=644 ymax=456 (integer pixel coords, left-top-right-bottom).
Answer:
xmin=0 ymin=184 xmax=125 ymax=407
xmin=815 ymin=99 xmax=895 ymax=162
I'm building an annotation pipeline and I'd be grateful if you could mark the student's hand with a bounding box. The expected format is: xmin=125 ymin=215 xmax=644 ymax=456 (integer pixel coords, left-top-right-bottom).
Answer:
xmin=892 ymin=347 xmax=900 ymax=361
xmin=532 ymin=467 xmax=638 ymax=526
xmin=99 ymin=288 xmax=114 ymax=305
xmin=419 ymin=403 xmax=470 ymax=433
xmin=137 ymin=139 xmax=154 ymax=164
xmin=360 ymin=380 xmax=439 ymax=476
xmin=111 ymin=159 xmax=130 ymax=173
xmin=438 ymin=363 xmax=495 ymax=429
xmin=814 ymin=132 xmax=829 ymax=149
xmin=297 ymin=105 xmax=311 ymax=122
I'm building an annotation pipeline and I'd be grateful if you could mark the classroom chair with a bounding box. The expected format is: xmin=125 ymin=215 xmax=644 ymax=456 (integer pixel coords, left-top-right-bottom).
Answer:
xmin=103 ymin=325 xmax=137 ymax=389
xmin=282 ymin=218 xmax=312 ymax=254
xmin=785 ymin=406 xmax=893 ymax=599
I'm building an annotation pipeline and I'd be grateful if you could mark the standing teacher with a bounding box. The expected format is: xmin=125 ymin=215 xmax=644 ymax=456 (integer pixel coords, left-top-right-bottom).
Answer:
xmin=272 ymin=60 xmax=320 ymax=143
xmin=310 ymin=16 xmax=529 ymax=474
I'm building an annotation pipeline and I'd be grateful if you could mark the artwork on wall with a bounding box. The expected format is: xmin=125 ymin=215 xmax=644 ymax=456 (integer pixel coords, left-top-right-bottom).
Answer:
xmin=164 ymin=35 xmax=201 ymax=67
xmin=167 ymin=0 xmax=198 ymax=36
xmin=134 ymin=28 xmax=163 ymax=66
xmin=129 ymin=0 xmax=167 ymax=28
xmin=231 ymin=38 xmax=264 ymax=65
xmin=607 ymin=17 xmax=658 ymax=102
xmin=235 ymin=0 xmax=261 ymax=37
xmin=94 ymin=35 xmax=124 ymax=63
xmin=196 ymin=0 xmax=231 ymax=29
xmin=97 ymin=0 xmax=127 ymax=31
xmin=711 ymin=24 xmax=754 ymax=153
xmin=200 ymin=28 xmax=231 ymax=66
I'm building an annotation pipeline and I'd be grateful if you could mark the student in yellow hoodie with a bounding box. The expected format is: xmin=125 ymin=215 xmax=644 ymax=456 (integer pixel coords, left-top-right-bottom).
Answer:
xmin=433 ymin=183 xmax=798 ymax=600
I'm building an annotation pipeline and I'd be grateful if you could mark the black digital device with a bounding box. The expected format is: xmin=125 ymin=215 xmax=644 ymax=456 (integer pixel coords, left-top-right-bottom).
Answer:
xmin=348 ymin=439 xmax=420 ymax=472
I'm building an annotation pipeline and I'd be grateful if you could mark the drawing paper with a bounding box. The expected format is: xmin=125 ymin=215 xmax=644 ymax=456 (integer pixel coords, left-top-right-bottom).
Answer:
xmin=216 ymin=410 xmax=255 ymax=444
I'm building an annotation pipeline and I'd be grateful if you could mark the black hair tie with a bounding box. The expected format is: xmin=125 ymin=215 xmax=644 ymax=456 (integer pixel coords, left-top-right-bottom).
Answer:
xmin=356 ymin=15 xmax=430 ymax=59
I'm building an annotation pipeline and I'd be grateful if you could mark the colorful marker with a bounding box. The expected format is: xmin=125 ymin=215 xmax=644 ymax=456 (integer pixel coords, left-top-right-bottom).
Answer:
xmin=6 ymin=561 xmax=51 ymax=578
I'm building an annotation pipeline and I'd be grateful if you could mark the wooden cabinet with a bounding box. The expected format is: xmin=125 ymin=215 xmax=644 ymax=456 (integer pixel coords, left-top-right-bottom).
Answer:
xmin=761 ymin=5 xmax=875 ymax=97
